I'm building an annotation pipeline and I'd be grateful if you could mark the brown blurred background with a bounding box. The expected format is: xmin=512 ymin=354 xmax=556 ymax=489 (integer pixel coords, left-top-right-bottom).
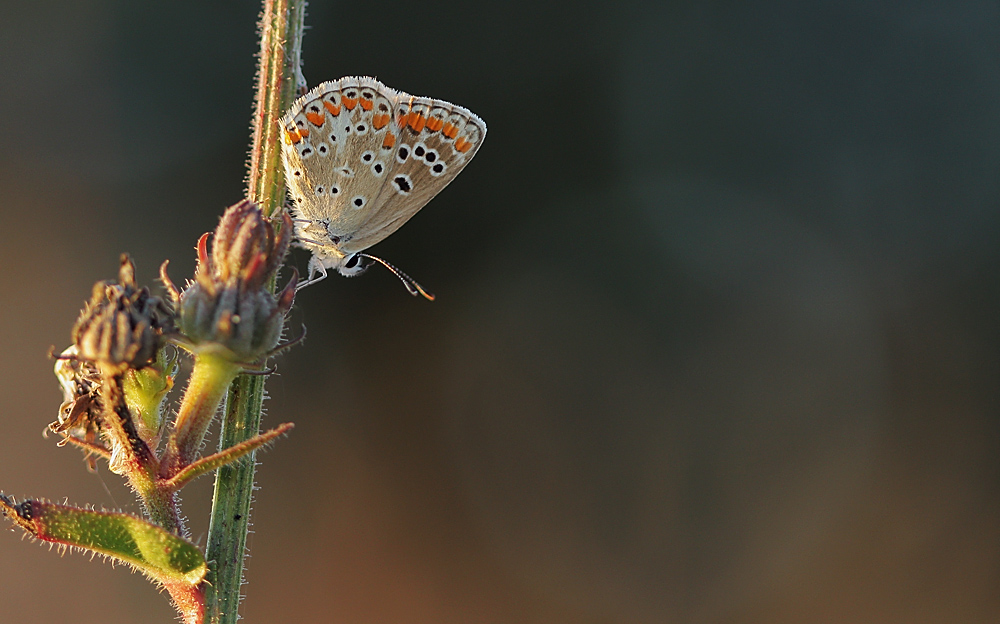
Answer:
xmin=2 ymin=1 xmax=999 ymax=622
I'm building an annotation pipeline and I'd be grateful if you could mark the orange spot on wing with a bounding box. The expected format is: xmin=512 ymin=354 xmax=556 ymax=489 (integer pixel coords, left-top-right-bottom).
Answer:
xmin=396 ymin=112 xmax=411 ymax=128
xmin=297 ymin=127 xmax=310 ymax=137
xmin=455 ymin=137 xmax=473 ymax=152
xmin=426 ymin=117 xmax=444 ymax=132
xmin=284 ymin=130 xmax=301 ymax=145
xmin=373 ymin=113 xmax=390 ymax=130
xmin=408 ymin=113 xmax=427 ymax=133
xmin=360 ymin=98 xmax=373 ymax=111
xmin=442 ymin=123 xmax=458 ymax=139
xmin=322 ymin=100 xmax=341 ymax=116
xmin=343 ymin=97 xmax=358 ymax=110
xmin=305 ymin=111 xmax=325 ymax=126
xmin=382 ymin=132 xmax=396 ymax=149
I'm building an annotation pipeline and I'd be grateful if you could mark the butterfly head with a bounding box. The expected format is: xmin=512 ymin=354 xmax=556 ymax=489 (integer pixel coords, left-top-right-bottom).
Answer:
xmin=336 ymin=252 xmax=371 ymax=277
xmin=304 ymin=248 xmax=370 ymax=281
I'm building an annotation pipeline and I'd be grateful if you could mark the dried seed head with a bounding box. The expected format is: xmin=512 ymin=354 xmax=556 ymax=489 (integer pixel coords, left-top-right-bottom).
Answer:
xmin=72 ymin=255 xmax=175 ymax=370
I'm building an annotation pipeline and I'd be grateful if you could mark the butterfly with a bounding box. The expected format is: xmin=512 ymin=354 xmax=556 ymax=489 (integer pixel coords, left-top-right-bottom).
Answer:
xmin=280 ymin=76 xmax=487 ymax=299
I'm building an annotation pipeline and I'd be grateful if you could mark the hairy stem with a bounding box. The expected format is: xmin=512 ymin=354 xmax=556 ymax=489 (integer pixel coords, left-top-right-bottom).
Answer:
xmin=247 ymin=0 xmax=306 ymax=218
xmin=168 ymin=352 xmax=243 ymax=472
xmin=204 ymin=1 xmax=305 ymax=622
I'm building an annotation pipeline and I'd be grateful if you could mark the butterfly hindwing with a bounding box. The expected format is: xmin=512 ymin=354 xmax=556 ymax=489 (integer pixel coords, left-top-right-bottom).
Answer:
xmin=343 ymin=92 xmax=486 ymax=251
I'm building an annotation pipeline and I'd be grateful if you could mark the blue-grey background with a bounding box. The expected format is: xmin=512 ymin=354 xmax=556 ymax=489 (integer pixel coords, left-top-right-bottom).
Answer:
xmin=1 ymin=1 xmax=998 ymax=622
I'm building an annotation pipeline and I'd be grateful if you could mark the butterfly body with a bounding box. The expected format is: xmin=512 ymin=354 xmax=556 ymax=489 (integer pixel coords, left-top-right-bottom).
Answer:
xmin=279 ymin=76 xmax=486 ymax=287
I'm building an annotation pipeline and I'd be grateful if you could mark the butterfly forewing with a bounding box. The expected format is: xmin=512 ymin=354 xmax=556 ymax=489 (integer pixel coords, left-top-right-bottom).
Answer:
xmin=282 ymin=78 xmax=402 ymax=243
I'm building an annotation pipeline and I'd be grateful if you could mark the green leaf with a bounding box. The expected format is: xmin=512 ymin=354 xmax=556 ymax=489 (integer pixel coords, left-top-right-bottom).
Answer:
xmin=1 ymin=495 xmax=206 ymax=586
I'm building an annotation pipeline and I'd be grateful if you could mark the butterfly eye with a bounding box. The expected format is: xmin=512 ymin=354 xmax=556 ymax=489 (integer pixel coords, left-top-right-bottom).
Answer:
xmin=337 ymin=253 xmax=371 ymax=277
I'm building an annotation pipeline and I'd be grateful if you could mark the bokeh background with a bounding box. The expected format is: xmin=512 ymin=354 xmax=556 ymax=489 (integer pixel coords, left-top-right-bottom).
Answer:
xmin=2 ymin=1 xmax=999 ymax=622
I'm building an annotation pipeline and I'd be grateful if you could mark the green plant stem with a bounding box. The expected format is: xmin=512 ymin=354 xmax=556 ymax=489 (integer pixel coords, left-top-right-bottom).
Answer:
xmin=170 ymin=352 xmax=243 ymax=469
xmin=101 ymin=371 xmax=183 ymax=534
xmin=135 ymin=477 xmax=183 ymax=535
xmin=247 ymin=0 xmax=305 ymax=218
xmin=204 ymin=1 xmax=305 ymax=622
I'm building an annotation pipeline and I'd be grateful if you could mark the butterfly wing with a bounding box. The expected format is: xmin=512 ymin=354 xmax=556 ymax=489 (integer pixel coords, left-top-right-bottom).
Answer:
xmin=340 ymin=91 xmax=487 ymax=252
xmin=280 ymin=77 xmax=401 ymax=253
xmin=280 ymin=76 xmax=486 ymax=261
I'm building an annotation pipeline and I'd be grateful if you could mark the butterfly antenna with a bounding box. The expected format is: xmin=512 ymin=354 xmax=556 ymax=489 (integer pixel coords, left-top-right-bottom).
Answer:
xmin=359 ymin=254 xmax=436 ymax=301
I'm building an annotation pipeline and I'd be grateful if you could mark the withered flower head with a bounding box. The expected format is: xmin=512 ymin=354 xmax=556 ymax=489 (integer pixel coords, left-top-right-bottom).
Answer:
xmin=51 ymin=346 xmax=102 ymax=433
xmin=165 ymin=200 xmax=296 ymax=362
xmin=72 ymin=255 xmax=175 ymax=370
xmin=49 ymin=345 xmax=108 ymax=471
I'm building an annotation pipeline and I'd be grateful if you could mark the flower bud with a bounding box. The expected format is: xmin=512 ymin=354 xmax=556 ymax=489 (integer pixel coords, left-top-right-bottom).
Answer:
xmin=167 ymin=200 xmax=296 ymax=362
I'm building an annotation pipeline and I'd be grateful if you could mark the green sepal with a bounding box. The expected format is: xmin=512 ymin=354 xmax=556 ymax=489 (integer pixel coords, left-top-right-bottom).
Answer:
xmin=1 ymin=494 xmax=206 ymax=586
xmin=122 ymin=347 xmax=177 ymax=443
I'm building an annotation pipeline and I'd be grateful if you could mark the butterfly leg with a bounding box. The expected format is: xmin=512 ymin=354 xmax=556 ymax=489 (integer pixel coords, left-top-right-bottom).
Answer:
xmin=295 ymin=257 xmax=330 ymax=291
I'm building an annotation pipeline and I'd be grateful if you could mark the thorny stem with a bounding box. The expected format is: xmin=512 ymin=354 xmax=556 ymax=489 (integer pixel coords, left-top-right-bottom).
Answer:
xmin=204 ymin=1 xmax=305 ymax=622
